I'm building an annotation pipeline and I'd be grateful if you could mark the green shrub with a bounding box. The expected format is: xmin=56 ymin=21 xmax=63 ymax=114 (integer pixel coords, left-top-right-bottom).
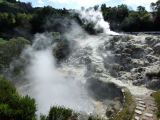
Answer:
xmin=46 ymin=105 xmax=80 ymax=120
xmin=88 ymin=116 xmax=101 ymax=120
xmin=126 ymin=110 xmax=130 ymax=114
xmin=0 ymin=78 xmax=37 ymax=120
xmin=40 ymin=114 xmax=47 ymax=120
xmin=0 ymin=38 xmax=7 ymax=44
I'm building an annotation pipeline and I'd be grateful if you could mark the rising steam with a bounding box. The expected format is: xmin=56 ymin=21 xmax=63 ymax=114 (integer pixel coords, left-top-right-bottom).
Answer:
xmin=14 ymin=8 xmax=120 ymax=119
xmin=79 ymin=8 xmax=119 ymax=35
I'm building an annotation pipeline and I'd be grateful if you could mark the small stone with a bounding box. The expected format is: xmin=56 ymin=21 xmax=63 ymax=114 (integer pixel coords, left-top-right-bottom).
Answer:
xmin=136 ymin=106 xmax=145 ymax=111
xmin=142 ymin=116 xmax=148 ymax=120
xmin=135 ymin=98 xmax=142 ymax=101
xmin=135 ymin=110 xmax=142 ymax=115
xmin=147 ymin=110 xmax=154 ymax=114
xmin=139 ymin=104 xmax=146 ymax=108
xmin=139 ymin=101 xmax=145 ymax=105
xmin=145 ymin=113 xmax=153 ymax=117
xmin=150 ymin=104 xmax=156 ymax=107
xmin=149 ymin=107 xmax=155 ymax=111
xmin=135 ymin=116 xmax=140 ymax=120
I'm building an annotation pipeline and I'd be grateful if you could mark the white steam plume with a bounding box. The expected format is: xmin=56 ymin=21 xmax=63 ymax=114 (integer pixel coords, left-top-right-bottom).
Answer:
xmin=18 ymin=34 xmax=94 ymax=119
xmin=79 ymin=8 xmax=119 ymax=35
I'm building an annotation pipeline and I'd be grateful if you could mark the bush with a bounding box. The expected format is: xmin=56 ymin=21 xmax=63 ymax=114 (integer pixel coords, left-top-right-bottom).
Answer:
xmin=46 ymin=105 xmax=80 ymax=120
xmin=0 ymin=78 xmax=37 ymax=120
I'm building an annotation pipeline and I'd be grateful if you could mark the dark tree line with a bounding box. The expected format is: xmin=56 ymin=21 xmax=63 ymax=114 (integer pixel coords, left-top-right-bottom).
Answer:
xmin=100 ymin=0 xmax=160 ymax=32
xmin=0 ymin=0 xmax=160 ymax=38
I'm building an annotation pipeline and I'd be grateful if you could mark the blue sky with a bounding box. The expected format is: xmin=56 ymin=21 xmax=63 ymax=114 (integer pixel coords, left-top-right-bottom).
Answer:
xmin=19 ymin=0 xmax=157 ymax=11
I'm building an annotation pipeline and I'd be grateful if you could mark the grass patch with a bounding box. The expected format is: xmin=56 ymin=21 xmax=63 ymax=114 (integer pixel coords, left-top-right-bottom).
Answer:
xmin=152 ymin=90 xmax=160 ymax=118
xmin=109 ymin=90 xmax=136 ymax=120
xmin=0 ymin=38 xmax=7 ymax=44
xmin=0 ymin=0 xmax=4 ymax=3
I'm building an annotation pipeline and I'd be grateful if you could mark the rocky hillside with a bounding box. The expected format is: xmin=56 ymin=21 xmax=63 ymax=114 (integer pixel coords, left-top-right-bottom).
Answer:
xmin=60 ymin=34 xmax=160 ymax=89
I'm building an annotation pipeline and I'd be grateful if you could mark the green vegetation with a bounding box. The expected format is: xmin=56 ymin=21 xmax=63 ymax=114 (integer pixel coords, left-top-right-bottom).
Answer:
xmin=0 ymin=0 xmax=160 ymax=119
xmin=0 ymin=78 xmax=101 ymax=120
xmin=0 ymin=78 xmax=37 ymax=120
xmin=0 ymin=37 xmax=30 ymax=75
xmin=0 ymin=38 xmax=7 ymax=44
xmin=46 ymin=105 xmax=80 ymax=120
xmin=0 ymin=0 xmax=159 ymax=36
xmin=109 ymin=91 xmax=135 ymax=120
xmin=152 ymin=91 xmax=160 ymax=118
xmin=0 ymin=0 xmax=4 ymax=3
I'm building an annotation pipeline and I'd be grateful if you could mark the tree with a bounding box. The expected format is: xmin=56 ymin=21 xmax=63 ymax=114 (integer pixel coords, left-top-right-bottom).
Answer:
xmin=101 ymin=4 xmax=109 ymax=21
xmin=0 ymin=78 xmax=37 ymax=120
xmin=27 ymin=2 xmax=32 ymax=7
xmin=150 ymin=2 xmax=157 ymax=17
xmin=15 ymin=13 xmax=33 ymax=31
xmin=0 ymin=37 xmax=30 ymax=68
xmin=36 ymin=5 xmax=58 ymax=18
xmin=0 ymin=13 xmax=15 ymax=31
xmin=61 ymin=8 xmax=68 ymax=15
xmin=32 ymin=6 xmax=58 ymax=33
xmin=150 ymin=0 xmax=160 ymax=30
xmin=101 ymin=4 xmax=107 ymax=12
xmin=117 ymin=4 xmax=129 ymax=23
xmin=137 ymin=6 xmax=146 ymax=12
xmin=7 ymin=13 xmax=16 ymax=28
xmin=94 ymin=5 xmax=99 ymax=11
xmin=121 ymin=11 xmax=141 ymax=31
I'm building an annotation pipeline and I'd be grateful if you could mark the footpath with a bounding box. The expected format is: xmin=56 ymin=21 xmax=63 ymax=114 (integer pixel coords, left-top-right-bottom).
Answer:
xmin=132 ymin=91 xmax=157 ymax=120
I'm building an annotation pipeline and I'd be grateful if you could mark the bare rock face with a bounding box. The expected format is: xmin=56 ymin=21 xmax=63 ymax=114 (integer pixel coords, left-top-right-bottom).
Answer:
xmin=153 ymin=43 xmax=160 ymax=54
xmin=100 ymin=35 xmax=160 ymax=89
xmin=61 ymin=34 xmax=160 ymax=89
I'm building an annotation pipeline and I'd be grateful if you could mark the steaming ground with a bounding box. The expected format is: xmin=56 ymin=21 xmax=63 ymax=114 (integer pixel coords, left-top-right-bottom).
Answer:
xmin=14 ymin=9 xmax=155 ymax=120
xmin=16 ymin=33 xmax=155 ymax=120
xmin=17 ymin=44 xmax=95 ymax=119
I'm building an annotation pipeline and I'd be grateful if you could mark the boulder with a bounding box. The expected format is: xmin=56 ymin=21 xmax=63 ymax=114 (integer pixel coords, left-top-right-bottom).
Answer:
xmin=145 ymin=55 xmax=159 ymax=63
xmin=122 ymin=48 xmax=132 ymax=54
xmin=145 ymin=47 xmax=154 ymax=54
xmin=153 ymin=43 xmax=160 ymax=54
xmin=145 ymin=37 xmax=153 ymax=44
xmin=131 ymin=45 xmax=146 ymax=58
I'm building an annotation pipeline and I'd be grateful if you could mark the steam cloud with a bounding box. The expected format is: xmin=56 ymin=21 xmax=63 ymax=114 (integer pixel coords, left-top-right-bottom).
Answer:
xmin=17 ymin=33 xmax=94 ymax=119
xmin=13 ymin=8 xmax=119 ymax=119
xmin=79 ymin=8 xmax=119 ymax=35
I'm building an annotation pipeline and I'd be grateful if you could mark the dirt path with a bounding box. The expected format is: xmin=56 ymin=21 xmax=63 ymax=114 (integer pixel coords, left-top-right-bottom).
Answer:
xmin=132 ymin=91 xmax=157 ymax=120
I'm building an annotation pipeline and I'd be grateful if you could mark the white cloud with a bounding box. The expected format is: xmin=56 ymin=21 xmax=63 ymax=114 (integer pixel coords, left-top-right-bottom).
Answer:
xmin=38 ymin=0 xmax=44 ymax=4
xmin=48 ymin=0 xmax=111 ymax=6
xmin=122 ymin=0 xmax=157 ymax=5
xmin=145 ymin=4 xmax=152 ymax=11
